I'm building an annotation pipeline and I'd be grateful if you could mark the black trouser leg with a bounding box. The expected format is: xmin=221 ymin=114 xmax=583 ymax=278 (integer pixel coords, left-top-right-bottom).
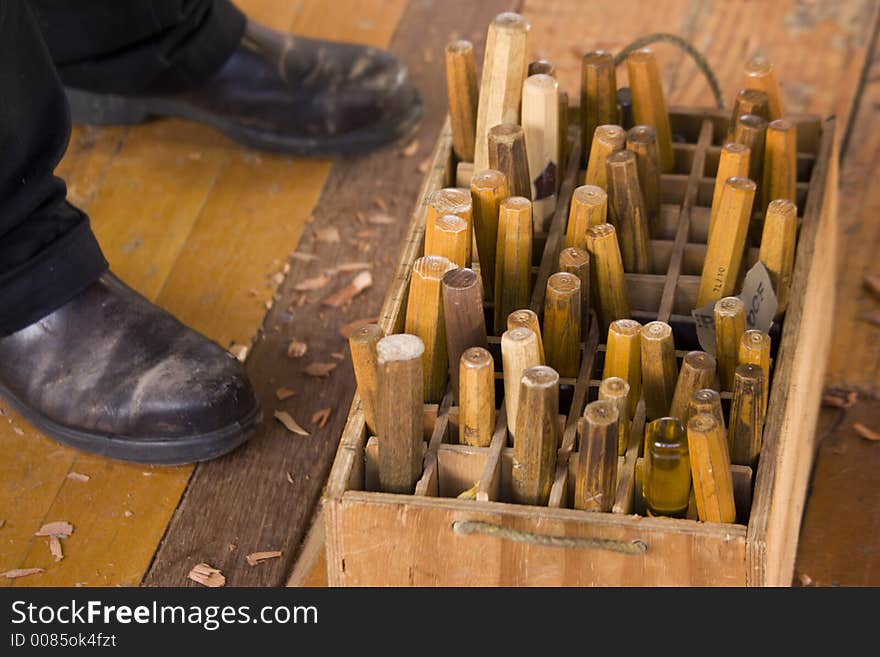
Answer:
xmin=28 ymin=0 xmax=246 ymax=94
xmin=0 ymin=3 xmax=107 ymax=336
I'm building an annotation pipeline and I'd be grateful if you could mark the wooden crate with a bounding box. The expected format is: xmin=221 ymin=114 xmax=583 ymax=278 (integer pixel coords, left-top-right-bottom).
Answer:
xmin=324 ymin=106 xmax=837 ymax=586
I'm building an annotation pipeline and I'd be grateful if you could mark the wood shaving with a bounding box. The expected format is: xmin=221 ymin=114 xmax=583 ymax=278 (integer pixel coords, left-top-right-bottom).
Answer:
xmin=274 ymin=410 xmax=310 ymax=436
xmin=49 ymin=536 xmax=63 ymax=562
xmin=275 ymin=387 xmax=296 ymax=401
xmin=864 ymin=274 xmax=880 ymax=297
xmin=311 ymin=408 xmax=332 ymax=429
xmin=304 ymin=362 xmax=337 ymax=378
xmin=35 ymin=521 xmax=74 ymax=537
xmin=229 ymin=344 xmax=248 ymax=362
xmin=368 ymin=213 xmax=396 ymax=225
xmin=355 ymin=230 xmax=378 ymax=239
xmin=339 ymin=316 xmax=380 ymax=339
xmin=322 ymin=271 xmax=373 ymax=308
xmin=124 ymin=511 xmax=133 ymax=518
xmin=853 ymin=423 xmax=880 ymax=442
xmin=291 ymin=252 xmax=319 ymax=262
xmin=188 ymin=563 xmax=226 ymax=587
xmin=294 ymin=273 xmax=332 ymax=291
xmin=400 ymin=139 xmax=419 ymax=157
xmin=287 ymin=339 xmax=308 ymax=358
xmin=245 ymin=550 xmax=282 ymax=566
xmin=417 ymin=158 xmax=431 ymax=174
xmin=332 ymin=262 xmax=373 ymax=273
xmin=798 ymin=573 xmax=814 ymax=587
xmin=374 ymin=197 xmax=388 ymax=210
xmin=12 ymin=427 xmax=23 ymax=436
xmin=286 ymin=472 xmax=294 ymax=484
xmin=316 ymin=227 xmax=341 ymax=243
xmin=330 ymin=352 xmax=345 ymax=361
xmin=67 ymin=472 xmax=90 ymax=482
xmin=822 ymin=389 xmax=858 ymax=409
xmin=1 ymin=568 xmax=43 ymax=579
xmin=270 ymin=271 xmax=285 ymax=286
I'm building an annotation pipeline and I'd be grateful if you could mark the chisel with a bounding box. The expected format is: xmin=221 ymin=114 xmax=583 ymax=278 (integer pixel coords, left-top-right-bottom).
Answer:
xmin=727 ymin=88 xmax=770 ymax=140
xmin=470 ymin=169 xmax=509 ymax=304
xmin=669 ymin=350 xmax=716 ymax=422
xmin=507 ymin=309 xmax=545 ymax=364
xmin=708 ymin=142 xmax=750 ymax=238
xmin=494 ymin=196 xmax=533 ymax=330
xmin=427 ymin=214 xmax=470 ymax=267
xmin=502 ymin=326 xmax=543 ymax=444
xmin=522 ymin=74 xmax=560 ymax=230
xmin=738 ymin=329 xmax=771 ymax=414
xmin=640 ymin=320 xmax=678 ymax=420
xmin=602 ymin=318 xmax=642 ymax=417
xmin=762 ymin=118 xmax=797 ymax=214
xmin=714 ymin=296 xmax=746 ymax=391
xmin=759 ymin=198 xmax=798 ymax=317
xmin=626 ymin=125 xmax=662 ymax=234
xmin=442 ymin=267 xmax=489 ymax=402
xmin=599 ymin=376 xmax=631 ymax=457
xmin=728 ymin=363 xmax=765 ymax=467
xmin=424 ymin=187 xmax=472 ymax=260
xmin=688 ymin=413 xmax=737 ymax=524
xmin=732 ymin=114 xmax=767 ymax=199
xmin=558 ymin=246 xmax=590 ymax=330
xmin=459 ymin=346 xmax=495 ymax=447
xmin=575 ymin=399 xmax=619 ymax=512
xmin=586 ymin=223 xmax=630 ymax=334
xmin=606 ymin=149 xmax=651 ymax=273
xmin=688 ymin=388 xmax=725 ymax=431
xmin=627 ymin=48 xmax=674 ymax=172
xmin=543 ymin=272 xmax=581 ymax=378
xmin=349 ymin=323 xmax=384 ymax=435
xmin=743 ymin=55 xmax=784 ymax=120
xmin=474 ymin=12 xmax=530 ymax=173
xmin=580 ymin=50 xmax=619 ymax=165
xmin=489 ymin=123 xmax=532 ymax=200
xmin=564 ymin=185 xmax=607 ymax=251
xmin=513 ymin=365 xmax=560 ymax=505
xmin=405 ymin=255 xmax=457 ymax=403
xmin=585 ymin=124 xmax=626 ymax=191
xmin=445 ymin=40 xmax=478 ymax=162
xmin=376 ymin=334 xmax=426 ymax=493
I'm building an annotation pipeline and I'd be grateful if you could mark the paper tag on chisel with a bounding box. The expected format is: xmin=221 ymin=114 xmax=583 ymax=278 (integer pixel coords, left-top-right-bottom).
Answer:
xmin=692 ymin=261 xmax=779 ymax=356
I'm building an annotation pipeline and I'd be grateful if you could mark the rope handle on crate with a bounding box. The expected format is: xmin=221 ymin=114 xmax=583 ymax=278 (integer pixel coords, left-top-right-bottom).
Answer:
xmin=453 ymin=520 xmax=648 ymax=556
xmin=615 ymin=33 xmax=725 ymax=110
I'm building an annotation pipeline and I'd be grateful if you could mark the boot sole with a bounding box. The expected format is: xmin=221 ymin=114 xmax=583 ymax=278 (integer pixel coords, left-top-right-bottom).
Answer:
xmin=0 ymin=381 xmax=262 ymax=466
xmin=65 ymin=87 xmax=423 ymax=156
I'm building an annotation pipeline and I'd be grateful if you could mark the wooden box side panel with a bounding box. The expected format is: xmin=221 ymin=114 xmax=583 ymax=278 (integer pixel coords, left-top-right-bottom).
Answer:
xmin=334 ymin=493 xmax=747 ymax=586
xmin=747 ymin=117 xmax=838 ymax=586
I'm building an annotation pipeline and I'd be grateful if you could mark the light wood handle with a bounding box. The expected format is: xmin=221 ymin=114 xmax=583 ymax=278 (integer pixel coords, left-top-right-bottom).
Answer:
xmin=528 ymin=59 xmax=555 ymax=77
xmin=585 ymin=124 xmax=626 ymax=190
xmin=643 ymin=417 xmax=691 ymax=518
xmin=558 ymin=246 xmax=590 ymax=331
xmin=606 ymin=149 xmax=651 ymax=273
xmin=445 ymin=40 xmax=478 ymax=162
xmin=627 ymin=48 xmax=674 ymax=173
xmin=669 ymin=350 xmax=717 ymax=422
xmin=697 ymin=176 xmax=756 ymax=307
xmin=376 ymin=334 xmax=425 ymax=493
xmin=513 ymin=365 xmax=560 ymax=505
xmin=762 ymin=118 xmax=797 ymax=214
xmin=575 ymin=399 xmax=619 ymax=511
xmin=688 ymin=413 xmax=737 ymax=523
xmin=428 ymin=214 xmax=470 ymax=267
xmin=729 ymin=363 xmax=765 ymax=467
xmin=424 ymin=187 xmax=472 ymax=260
xmin=405 ymin=255 xmax=457 ymax=403
xmin=599 ymin=376 xmax=631 ymax=456
xmin=732 ymin=114 xmax=767 ymax=200
xmin=580 ymin=50 xmax=619 ymax=165
xmin=688 ymin=388 xmax=725 ymax=431
xmin=488 ymin=123 xmax=532 ymax=201
xmin=507 ymin=309 xmax=545 ymax=364
xmin=474 ymin=12 xmax=530 ymax=172
xmin=738 ymin=329 xmax=771 ymax=414
xmin=470 ymin=169 xmax=509 ymax=305
xmin=708 ymin=142 xmax=750 ymax=239
xmin=759 ymin=198 xmax=798 ymax=316
xmin=459 ymin=346 xmax=495 ymax=447
xmin=494 ymin=196 xmax=533 ymax=330
xmin=743 ymin=55 xmax=784 ymax=120
xmin=586 ymin=223 xmax=630 ymax=335
xmin=501 ymin=326 xmax=542 ymax=444
xmin=626 ymin=125 xmax=662 ymax=234
xmin=442 ymin=267 xmax=488 ymax=403
xmin=714 ymin=296 xmax=746 ymax=391
xmin=640 ymin=320 xmax=678 ymax=421
xmin=564 ymin=185 xmax=607 ymax=251
xmin=522 ymin=74 xmax=560 ymax=231
xmin=349 ymin=323 xmax=384 ymax=434
xmin=602 ymin=318 xmax=642 ymax=417
xmin=543 ymin=272 xmax=581 ymax=378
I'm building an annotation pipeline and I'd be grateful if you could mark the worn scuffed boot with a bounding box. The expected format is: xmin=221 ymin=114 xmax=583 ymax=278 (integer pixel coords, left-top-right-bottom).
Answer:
xmin=65 ymin=19 xmax=423 ymax=155
xmin=0 ymin=273 xmax=260 ymax=465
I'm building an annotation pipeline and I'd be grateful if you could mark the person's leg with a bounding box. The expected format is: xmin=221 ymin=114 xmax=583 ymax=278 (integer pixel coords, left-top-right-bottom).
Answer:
xmin=28 ymin=0 xmax=422 ymax=156
xmin=28 ymin=0 xmax=246 ymax=94
xmin=0 ymin=2 xmax=260 ymax=464
xmin=0 ymin=1 xmax=107 ymax=335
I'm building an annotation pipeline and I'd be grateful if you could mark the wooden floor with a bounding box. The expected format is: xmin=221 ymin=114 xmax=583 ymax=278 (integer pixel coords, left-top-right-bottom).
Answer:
xmin=1 ymin=0 xmax=878 ymax=587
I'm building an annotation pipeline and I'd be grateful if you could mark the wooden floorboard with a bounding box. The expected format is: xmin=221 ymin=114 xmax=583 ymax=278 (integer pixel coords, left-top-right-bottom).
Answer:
xmin=0 ymin=0 xmax=337 ymax=586
xmin=143 ymin=0 xmax=515 ymax=587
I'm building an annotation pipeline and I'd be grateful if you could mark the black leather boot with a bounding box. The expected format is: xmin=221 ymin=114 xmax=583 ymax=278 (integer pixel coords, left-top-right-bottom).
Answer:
xmin=0 ymin=273 xmax=261 ymax=465
xmin=65 ymin=20 xmax=423 ymax=156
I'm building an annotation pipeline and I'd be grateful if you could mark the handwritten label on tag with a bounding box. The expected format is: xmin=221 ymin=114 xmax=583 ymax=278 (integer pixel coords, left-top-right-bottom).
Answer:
xmin=692 ymin=261 xmax=779 ymax=356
